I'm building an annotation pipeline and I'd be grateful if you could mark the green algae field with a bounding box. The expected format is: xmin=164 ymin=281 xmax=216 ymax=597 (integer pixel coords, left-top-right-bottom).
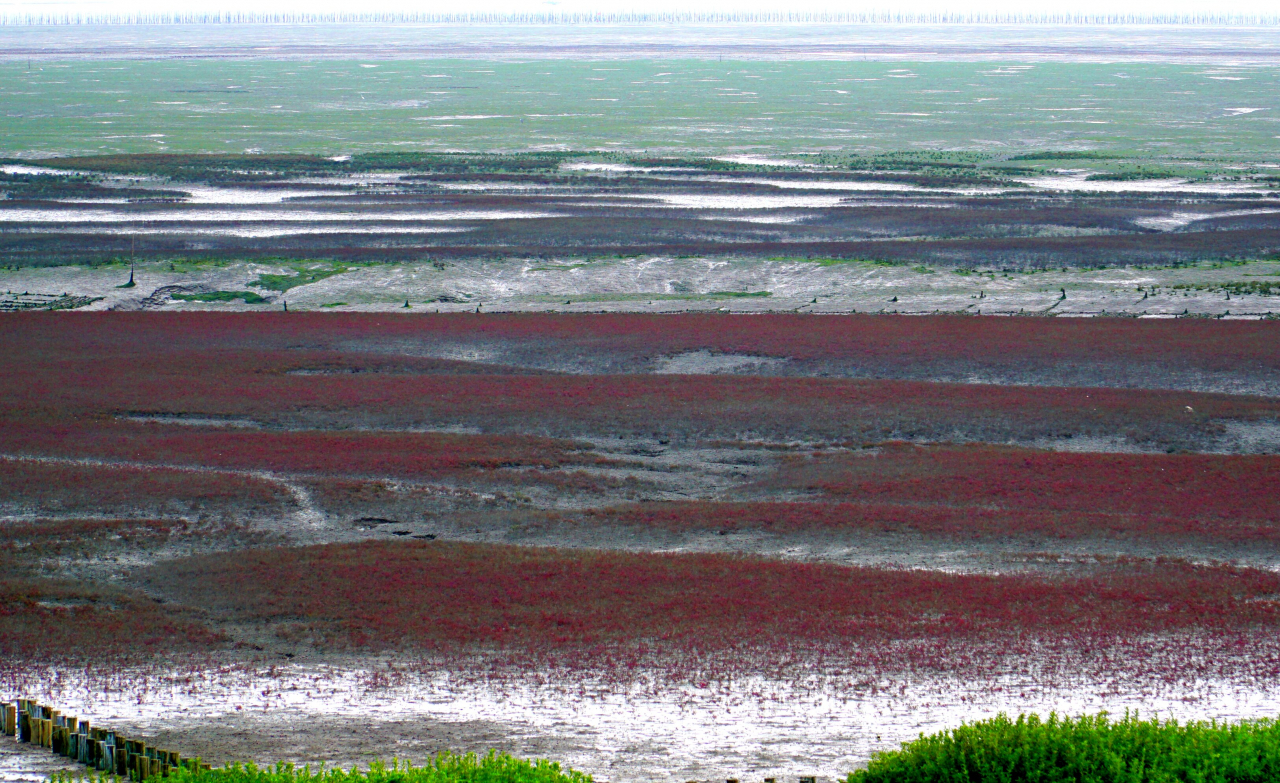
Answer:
xmin=2 ymin=58 xmax=1279 ymax=158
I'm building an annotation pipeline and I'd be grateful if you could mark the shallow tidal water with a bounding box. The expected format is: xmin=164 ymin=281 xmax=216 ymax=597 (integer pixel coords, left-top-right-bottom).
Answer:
xmin=5 ymin=657 xmax=1280 ymax=783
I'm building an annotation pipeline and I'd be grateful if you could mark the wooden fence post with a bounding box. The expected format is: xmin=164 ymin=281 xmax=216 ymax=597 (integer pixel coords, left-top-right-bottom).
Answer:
xmin=104 ymin=731 xmax=116 ymax=773
xmin=127 ymin=740 xmax=141 ymax=779
xmin=7 ymin=698 xmax=201 ymax=782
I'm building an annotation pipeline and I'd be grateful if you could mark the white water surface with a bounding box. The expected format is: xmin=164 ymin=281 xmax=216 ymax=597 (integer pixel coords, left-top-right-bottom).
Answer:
xmin=1015 ymin=173 xmax=1268 ymax=194
xmin=3 ymin=656 xmax=1280 ymax=783
xmin=9 ymin=225 xmax=470 ymax=237
xmin=0 ymin=208 xmax=558 ymax=223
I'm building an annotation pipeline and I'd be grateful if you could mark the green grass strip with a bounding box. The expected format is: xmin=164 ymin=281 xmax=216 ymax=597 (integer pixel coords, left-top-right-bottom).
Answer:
xmin=171 ymin=291 xmax=269 ymax=304
xmin=849 ymin=712 xmax=1280 ymax=783
xmin=52 ymin=752 xmax=589 ymax=783
xmin=251 ymin=267 xmax=349 ymax=292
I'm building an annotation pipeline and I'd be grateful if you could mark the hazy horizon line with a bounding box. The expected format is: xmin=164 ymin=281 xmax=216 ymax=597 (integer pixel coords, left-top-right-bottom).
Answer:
xmin=4 ymin=10 xmax=1280 ymax=26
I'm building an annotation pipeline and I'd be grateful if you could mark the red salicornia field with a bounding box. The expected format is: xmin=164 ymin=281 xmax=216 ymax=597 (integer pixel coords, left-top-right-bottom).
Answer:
xmin=3 ymin=312 xmax=1280 ymax=775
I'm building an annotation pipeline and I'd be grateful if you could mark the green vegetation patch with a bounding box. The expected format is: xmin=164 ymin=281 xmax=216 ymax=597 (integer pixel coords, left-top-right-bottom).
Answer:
xmin=43 ymin=154 xmax=339 ymax=183
xmin=251 ymin=266 xmax=349 ymax=292
xmin=527 ymin=290 xmax=771 ymax=303
xmin=850 ymin=712 xmax=1280 ymax=783
xmin=627 ymin=156 xmax=759 ymax=171
xmin=708 ymin=290 xmax=771 ymax=298
xmin=34 ymin=153 xmax=580 ymax=182
xmin=527 ymin=263 xmax=594 ymax=272
xmin=353 ymin=151 xmax=578 ymax=174
xmin=55 ymin=753 xmax=589 ymax=783
xmin=805 ymin=152 xmax=1026 ymax=187
xmin=1007 ymin=151 xmax=1122 ymax=161
xmin=1086 ymin=167 xmax=1184 ymax=181
xmin=820 ymin=151 xmax=987 ymax=171
xmin=171 ymin=291 xmax=269 ymax=304
xmin=1174 ymin=281 xmax=1280 ymax=296
xmin=784 ymin=257 xmax=902 ymax=268
xmin=7 ymin=61 xmax=1280 ymax=159
xmin=0 ymin=171 xmax=188 ymax=201
xmin=0 ymin=292 xmax=103 ymax=312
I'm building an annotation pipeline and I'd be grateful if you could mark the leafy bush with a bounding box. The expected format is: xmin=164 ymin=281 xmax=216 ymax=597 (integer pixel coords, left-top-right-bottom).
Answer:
xmin=850 ymin=712 xmax=1280 ymax=783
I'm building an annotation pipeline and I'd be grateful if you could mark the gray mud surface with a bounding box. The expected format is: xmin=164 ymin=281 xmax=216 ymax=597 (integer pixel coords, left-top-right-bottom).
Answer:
xmin=102 ymin=713 xmax=575 ymax=772
xmin=5 ymin=168 xmax=1280 ymax=272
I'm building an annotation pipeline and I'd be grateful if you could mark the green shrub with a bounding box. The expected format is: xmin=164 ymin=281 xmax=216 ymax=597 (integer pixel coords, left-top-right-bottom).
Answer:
xmin=850 ymin=712 xmax=1280 ymax=783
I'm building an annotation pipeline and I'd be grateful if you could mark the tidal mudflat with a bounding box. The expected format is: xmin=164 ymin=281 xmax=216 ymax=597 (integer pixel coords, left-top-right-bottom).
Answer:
xmin=5 ymin=313 xmax=1280 ymax=781
xmin=4 ymin=20 xmax=1280 ymax=783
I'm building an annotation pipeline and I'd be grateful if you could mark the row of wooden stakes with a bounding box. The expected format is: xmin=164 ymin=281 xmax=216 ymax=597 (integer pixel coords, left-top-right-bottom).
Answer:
xmin=3 ymin=698 xmax=211 ymax=780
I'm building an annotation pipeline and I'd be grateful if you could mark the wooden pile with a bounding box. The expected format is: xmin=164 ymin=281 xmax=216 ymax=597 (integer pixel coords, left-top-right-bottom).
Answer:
xmin=3 ymin=698 xmax=210 ymax=780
